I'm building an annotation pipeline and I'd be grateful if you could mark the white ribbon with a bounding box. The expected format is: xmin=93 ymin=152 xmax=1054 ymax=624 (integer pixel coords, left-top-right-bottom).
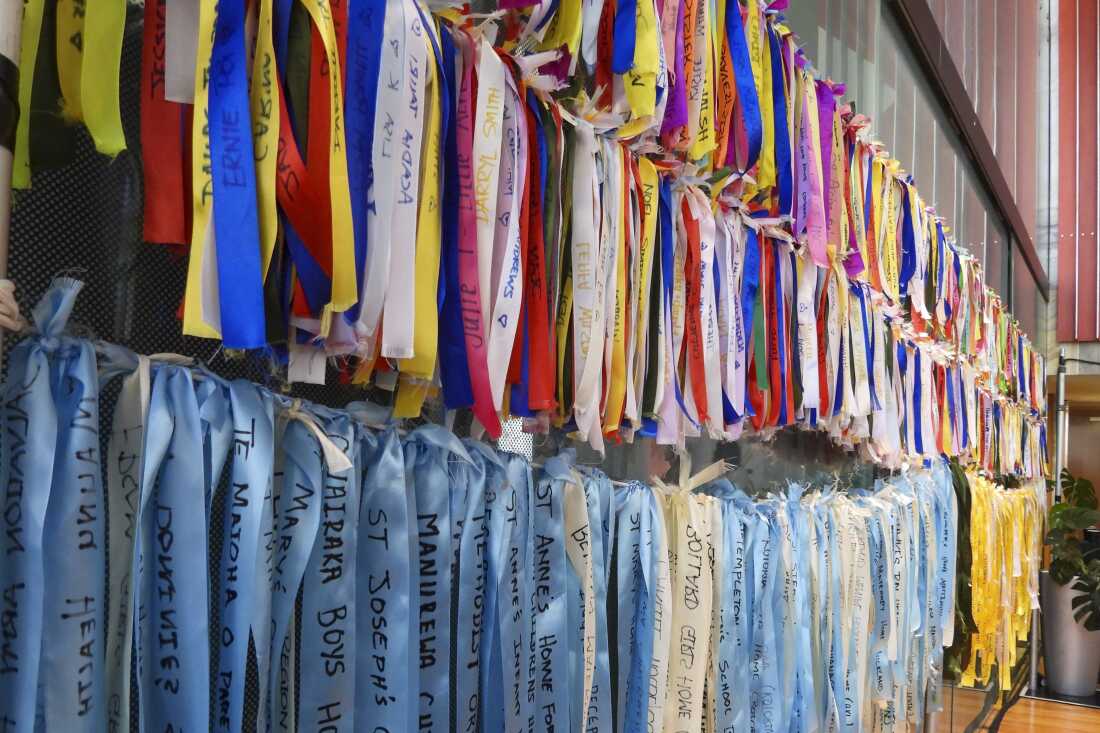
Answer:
xmin=381 ymin=0 xmax=430 ymax=359
xmin=486 ymin=73 xmax=527 ymax=409
xmin=355 ymin=0 xmax=406 ymax=346
xmin=571 ymin=122 xmax=606 ymax=452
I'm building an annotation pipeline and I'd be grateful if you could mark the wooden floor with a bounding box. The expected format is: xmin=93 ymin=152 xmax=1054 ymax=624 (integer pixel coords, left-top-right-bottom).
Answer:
xmin=996 ymin=697 xmax=1100 ymax=732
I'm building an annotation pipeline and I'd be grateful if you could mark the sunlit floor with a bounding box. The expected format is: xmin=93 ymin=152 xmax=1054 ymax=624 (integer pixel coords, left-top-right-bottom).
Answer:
xmin=997 ymin=697 xmax=1100 ymax=732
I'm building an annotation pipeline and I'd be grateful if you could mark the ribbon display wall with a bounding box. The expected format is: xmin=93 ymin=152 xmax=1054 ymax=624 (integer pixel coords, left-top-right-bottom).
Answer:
xmin=12 ymin=0 xmax=1047 ymax=472
xmin=943 ymin=466 xmax=1045 ymax=694
xmin=0 ymin=279 xmax=1018 ymax=733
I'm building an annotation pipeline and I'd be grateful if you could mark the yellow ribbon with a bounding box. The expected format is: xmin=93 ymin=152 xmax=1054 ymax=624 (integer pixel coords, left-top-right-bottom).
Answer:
xmin=604 ymin=155 xmax=629 ymax=433
xmin=624 ymin=0 xmax=659 ymax=122
xmin=56 ymin=0 xmax=85 ymax=121
xmin=183 ymin=0 xmax=220 ymax=339
xmin=395 ymin=34 xmax=444 ymax=419
xmin=12 ymin=0 xmax=46 ymax=189
xmin=80 ymin=0 xmax=127 ymax=155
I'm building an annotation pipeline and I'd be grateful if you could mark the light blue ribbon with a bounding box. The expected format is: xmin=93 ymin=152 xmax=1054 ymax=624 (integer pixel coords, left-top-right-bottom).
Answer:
xmin=530 ymin=455 xmax=572 ymax=733
xmin=787 ymin=488 xmax=817 ymax=733
xmin=868 ymin=512 xmax=895 ymax=711
xmin=0 ymin=280 xmax=76 ymax=732
xmin=42 ymin=338 xmax=106 ymax=730
xmin=497 ymin=452 xmax=533 ymax=733
xmin=613 ymin=483 xmax=643 ymax=732
xmin=475 ymin=444 xmax=509 ymax=733
xmin=267 ymin=415 xmax=325 ymax=731
xmin=138 ymin=366 xmax=210 ymax=733
xmin=577 ymin=467 xmax=613 ymax=732
xmin=197 ymin=377 xmax=233 ymax=510
xmin=299 ymin=413 xmax=359 ymax=732
xmin=747 ymin=505 xmax=783 ymax=733
xmin=355 ymin=426 xmax=414 ymax=733
xmin=215 ymin=381 xmax=274 ymax=732
xmin=404 ymin=424 xmax=471 ymax=732
xmin=455 ymin=440 xmax=499 ymax=733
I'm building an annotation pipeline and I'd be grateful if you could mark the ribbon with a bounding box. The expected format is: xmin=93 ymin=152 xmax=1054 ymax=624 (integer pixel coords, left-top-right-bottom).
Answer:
xmin=211 ymin=383 xmax=273 ymax=731
xmin=404 ymin=424 xmax=472 ymax=730
xmin=103 ymin=355 xmax=150 ymax=733
xmin=265 ymin=412 xmax=327 ymax=731
xmin=454 ymin=30 xmax=502 ymax=438
xmin=80 ymin=0 xmax=126 ymax=155
xmin=496 ymin=453 xmax=534 ymax=732
xmin=381 ymin=0 xmax=431 ymax=359
xmin=0 ymin=281 xmax=82 ymax=730
xmin=298 ymin=412 xmax=358 ymax=732
xmin=137 ymin=366 xmax=209 ymax=732
xmin=355 ymin=426 xmax=415 ymax=733
xmin=530 ymin=455 xmax=573 ymax=732
xmin=454 ymin=441 xmax=497 ymax=733
xmin=141 ymin=0 xmax=188 ymax=245
xmin=42 ymin=317 xmax=104 ymax=727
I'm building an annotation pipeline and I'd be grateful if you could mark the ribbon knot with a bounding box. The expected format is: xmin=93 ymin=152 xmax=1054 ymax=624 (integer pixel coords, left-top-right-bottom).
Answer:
xmin=284 ymin=399 xmax=353 ymax=473
xmin=651 ymin=450 xmax=731 ymax=496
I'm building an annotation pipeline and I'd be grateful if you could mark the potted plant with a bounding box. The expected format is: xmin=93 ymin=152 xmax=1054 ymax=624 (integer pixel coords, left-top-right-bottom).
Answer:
xmin=1041 ymin=468 xmax=1100 ymax=697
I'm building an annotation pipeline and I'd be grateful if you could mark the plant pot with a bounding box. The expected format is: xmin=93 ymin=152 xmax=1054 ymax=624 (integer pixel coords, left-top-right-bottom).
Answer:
xmin=1041 ymin=570 xmax=1100 ymax=697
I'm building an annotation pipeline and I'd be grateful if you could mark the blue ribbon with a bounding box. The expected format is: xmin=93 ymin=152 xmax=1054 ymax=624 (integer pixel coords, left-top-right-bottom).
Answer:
xmin=530 ymin=455 xmax=572 ymax=732
xmin=741 ymin=225 xmax=762 ymax=417
xmin=138 ymin=367 xmax=210 ymax=733
xmin=769 ymin=25 xmax=793 ymax=217
xmin=42 ymin=337 xmax=106 ymax=732
xmin=475 ymin=444 xmax=509 ymax=731
xmin=749 ymin=507 xmax=781 ymax=733
xmin=0 ymin=282 xmax=70 ymax=732
xmin=613 ymin=484 xmax=643 ymax=731
xmin=216 ymin=382 xmax=275 ymax=732
xmin=725 ymin=0 xmax=763 ymax=171
xmin=438 ymin=27 xmax=473 ymax=409
xmin=209 ymin=0 xmax=267 ymax=347
xmin=405 ymin=425 xmax=471 ymax=731
xmin=497 ymin=453 xmax=533 ymax=733
xmin=856 ymin=285 xmax=881 ymax=411
xmin=899 ymin=186 xmax=917 ymax=296
xmin=611 ymin=0 xmax=637 ymax=74
xmin=299 ymin=413 xmax=359 ymax=732
xmin=344 ymin=0 xmax=386 ymax=322
xmin=196 ymin=377 xmax=232 ymax=510
xmin=454 ymin=440 xmax=497 ymax=733
xmin=267 ymin=415 xmax=325 ymax=731
xmin=578 ymin=468 xmax=614 ymax=731
xmin=355 ymin=426 xmax=415 ymax=733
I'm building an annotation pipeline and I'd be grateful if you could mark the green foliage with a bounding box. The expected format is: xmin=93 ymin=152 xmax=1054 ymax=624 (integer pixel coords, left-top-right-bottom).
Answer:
xmin=1045 ymin=469 xmax=1100 ymax=631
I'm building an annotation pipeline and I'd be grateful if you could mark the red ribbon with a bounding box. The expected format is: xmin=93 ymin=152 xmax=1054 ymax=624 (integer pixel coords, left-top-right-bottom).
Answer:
xmin=682 ymin=198 xmax=710 ymax=428
xmin=140 ymin=0 xmax=187 ymax=245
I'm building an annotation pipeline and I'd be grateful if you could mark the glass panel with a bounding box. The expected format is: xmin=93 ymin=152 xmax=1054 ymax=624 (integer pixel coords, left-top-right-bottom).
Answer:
xmin=784 ymin=0 xmax=1007 ymax=278
xmin=1013 ymin=245 xmax=1043 ymax=346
